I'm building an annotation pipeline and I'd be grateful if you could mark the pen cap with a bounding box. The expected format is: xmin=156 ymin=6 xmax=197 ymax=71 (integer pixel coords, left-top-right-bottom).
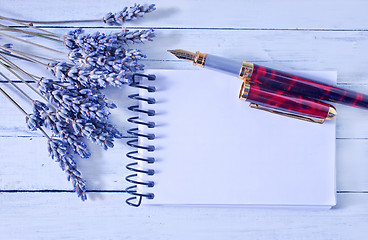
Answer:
xmin=251 ymin=64 xmax=368 ymax=110
xmin=239 ymin=82 xmax=335 ymax=123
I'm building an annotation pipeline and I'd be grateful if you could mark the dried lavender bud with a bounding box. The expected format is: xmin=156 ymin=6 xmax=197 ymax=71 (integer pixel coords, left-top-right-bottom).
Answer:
xmin=72 ymin=118 xmax=95 ymax=137
xmin=68 ymin=50 xmax=83 ymax=60
xmin=2 ymin=43 xmax=13 ymax=48
xmin=25 ymin=114 xmax=43 ymax=131
xmin=47 ymin=138 xmax=87 ymax=201
xmin=37 ymin=78 xmax=57 ymax=96
xmin=89 ymin=122 xmax=123 ymax=150
xmin=32 ymin=100 xmax=49 ymax=117
xmin=1 ymin=43 xmax=13 ymax=54
xmin=64 ymin=28 xmax=83 ymax=50
xmin=102 ymin=4 xmax=156 ymax=25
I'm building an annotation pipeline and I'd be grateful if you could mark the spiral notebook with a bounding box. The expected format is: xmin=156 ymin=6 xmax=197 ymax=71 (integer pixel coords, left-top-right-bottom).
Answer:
xmin=125 ymin=69 xmax=336 ymax=208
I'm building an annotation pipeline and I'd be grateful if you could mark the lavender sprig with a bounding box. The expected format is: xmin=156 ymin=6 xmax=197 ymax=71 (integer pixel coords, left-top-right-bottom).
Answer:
xmin=48 ymin=138 xmax=87 ymax=201
xmin=48 ymin=61 xmax=134 ymax=89
xmin=102 ymin=4 xmax=156 ymax=25
xmin=0 ymin=4 xmax=155 ymax=26
xmin=0 ymin=85 xmax=87 ymax=201
xmin=64 ymin=29 xmax=155 ymax=52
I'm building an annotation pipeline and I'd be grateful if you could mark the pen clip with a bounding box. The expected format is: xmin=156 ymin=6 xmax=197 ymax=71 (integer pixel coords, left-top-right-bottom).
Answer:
xmin=248 ymin=102 xmax=326 ymax=124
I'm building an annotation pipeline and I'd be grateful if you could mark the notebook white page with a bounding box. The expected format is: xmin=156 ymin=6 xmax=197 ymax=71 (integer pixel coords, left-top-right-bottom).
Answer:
xmin=137 ymin=69 xmax=336 ymax=207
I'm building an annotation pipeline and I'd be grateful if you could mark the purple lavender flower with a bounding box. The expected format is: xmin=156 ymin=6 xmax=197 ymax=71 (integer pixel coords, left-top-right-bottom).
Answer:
xmin=48 ymin=61 xmax=135 ymax=89
xmin=64 ymin=29 xmax=155 ymax=53
xmin=48 ymin=138 xmax=87 ymax=201
xmin=62 ymin=28 xmax=153 ymax=90
xmin=71 ymin=118 xmax=122 ymax=150
xmin=37 ymin=79 xmax=123 ymax=151
xmin=44 ymin=112 xmax=91 ymax=158
xmin=117 ymin=29 xmax=155 ymax=45
xmin=38 ymin=77 xmax=116 ymax=122
xmin=102 ymin=4 xmax=156 ymax=25
xmin=80 ymin=48 xmax=146 ymax=68
xmin=90 ymin=122 xmax=123 ymax=150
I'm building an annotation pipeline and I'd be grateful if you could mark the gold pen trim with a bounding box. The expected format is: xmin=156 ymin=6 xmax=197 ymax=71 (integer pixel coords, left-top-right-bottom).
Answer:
xmin=248 ymin=103 xmax=326 ymax=124
xmin=238 ymin=62 xmax=253 ymax=101
xmin=239 ymin=81 xmax=251 ymax=101
xmin=239 ymin=61 xmax=254 ymax=82
xmin=326 ymin=106 xmax=337 ymax=120
xmin=193 ymin=51 xmax=207 ymax=67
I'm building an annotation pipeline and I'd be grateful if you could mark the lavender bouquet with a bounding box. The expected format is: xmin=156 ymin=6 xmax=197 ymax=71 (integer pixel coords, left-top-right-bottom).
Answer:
xmin=0 ymin=3 xmax=156 ymax=201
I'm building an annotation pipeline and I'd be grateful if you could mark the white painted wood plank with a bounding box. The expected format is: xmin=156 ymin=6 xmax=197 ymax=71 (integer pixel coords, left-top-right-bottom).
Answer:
xmin=1 ymin=29 xmax=368 ymax=84
xmin=0 ymin=136 xmax=366 ymax=191
xmin=0 ymin=136 xmax=132 ymax=191
xmin=337 ymin=139 xmax=368 ymax=191
xmin=0 ymin=192 xmax=367 ymax=240
xmin=1 ymin=0 xmax=368 ymax=29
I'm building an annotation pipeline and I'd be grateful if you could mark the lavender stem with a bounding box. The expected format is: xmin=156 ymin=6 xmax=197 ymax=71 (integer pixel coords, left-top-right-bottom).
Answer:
xmin=0 ymin=47 xmax=48 ymax=67
xmin=0 ymin=71 xmax=34 ymax=102
xmin=0 ymin=85 xmax=29 ymax=116
xmin=0 ymin=46 xmax=57 ymax=62
xmin=0 ymin=16 xmax=62 ymax=38
xmin=1 ymin=18 xmax=101 ymax=24
xmin=0 ymin=55 xmax=52 ymax=105
xmin=0 ymin=32 xmax=64 ymax=54
xmin=0 ymin=25 xmax=62 ymax=42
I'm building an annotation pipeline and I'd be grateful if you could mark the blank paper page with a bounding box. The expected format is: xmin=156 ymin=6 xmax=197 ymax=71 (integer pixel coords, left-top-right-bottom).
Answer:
xmin=137 ymin=69 xmax=336 ymax=207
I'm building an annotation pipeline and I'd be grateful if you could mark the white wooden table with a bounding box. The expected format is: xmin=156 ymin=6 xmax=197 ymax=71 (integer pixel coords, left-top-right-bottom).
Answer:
xmin=1 ymin=0 xmax=368 ymax=239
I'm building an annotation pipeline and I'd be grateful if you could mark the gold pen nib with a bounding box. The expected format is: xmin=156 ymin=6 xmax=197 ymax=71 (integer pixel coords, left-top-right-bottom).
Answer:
xmin=167 ymin=49 xmax=196 ymax=62
xmin=167 ymin=49 xmax=207 ymax=67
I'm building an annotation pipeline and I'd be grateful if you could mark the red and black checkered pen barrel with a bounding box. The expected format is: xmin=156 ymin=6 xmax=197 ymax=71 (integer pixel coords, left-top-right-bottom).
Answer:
xmin=250 ymin=64 xmax=368 ymax=109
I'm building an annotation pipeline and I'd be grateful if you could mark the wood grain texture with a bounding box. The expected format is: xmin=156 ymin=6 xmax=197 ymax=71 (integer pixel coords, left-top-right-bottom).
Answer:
xmin=1 ymin=0 xmax=368 ymax=29
xmin=0 ymin=193 xmax=368 ymax=240
xmin=1 ymin=0 xmax=368 ymax=239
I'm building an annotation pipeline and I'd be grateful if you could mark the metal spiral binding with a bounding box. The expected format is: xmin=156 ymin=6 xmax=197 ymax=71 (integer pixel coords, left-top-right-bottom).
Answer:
xmin=125 ymin=73 xmax=156 ymax=207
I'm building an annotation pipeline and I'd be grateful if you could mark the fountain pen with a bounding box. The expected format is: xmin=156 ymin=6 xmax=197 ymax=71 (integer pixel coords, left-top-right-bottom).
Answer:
xmin=168 ymin=49 xmax=368 ymax=123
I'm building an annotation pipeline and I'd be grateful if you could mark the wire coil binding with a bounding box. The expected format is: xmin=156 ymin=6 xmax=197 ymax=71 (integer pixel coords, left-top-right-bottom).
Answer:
xmin=125 ymin=73 xmax=156 ymax=207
